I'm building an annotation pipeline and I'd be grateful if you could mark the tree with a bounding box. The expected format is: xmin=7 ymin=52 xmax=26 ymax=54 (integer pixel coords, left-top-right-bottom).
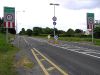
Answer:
xmin=26 ymin=29 xmax=32 ymax=36
xmin=42 ymin=27 xmax=51 ymax=34
xmin=33 ymin=27 xmax=42 ymax=36
xmin=94 ymin=26 xmax=100 ymax=38
xmin=66 ymin=28 xmax=75 ymax=37
xmin=75 ymin=29 xmax=83 ymax=33
xmin=58 ymin=30 xmax=65 ymax=34
xmin=20 ymin=28 xmax=26 ymax=35
xmin=0 ymin=17 xmax=2 ymax=27
xmin=0 ymin=17 xmax=5 ymax=33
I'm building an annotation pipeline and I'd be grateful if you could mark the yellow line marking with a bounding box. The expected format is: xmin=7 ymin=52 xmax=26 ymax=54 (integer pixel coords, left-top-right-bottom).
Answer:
xmin=24 ymin=37 xmax=68 ymax=75
xmin=40 ymin=59 xmax=45 ymax=61
xmin=33 ymin=48 xmax=68 ymax=75
xmin=36 ymin=54 xmax=40 ymax=56
xmin=47 ymin=67 xmax=55 ymax=71
xmin=31 ymin=49 xmax=49 ymax=75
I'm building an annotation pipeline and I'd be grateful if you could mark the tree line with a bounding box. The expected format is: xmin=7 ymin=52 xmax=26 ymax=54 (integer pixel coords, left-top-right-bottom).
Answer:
xmin=20 ymin=25 xmax=100 ymax=38
xmin=19 ymin=27 xmax=85 ymax=37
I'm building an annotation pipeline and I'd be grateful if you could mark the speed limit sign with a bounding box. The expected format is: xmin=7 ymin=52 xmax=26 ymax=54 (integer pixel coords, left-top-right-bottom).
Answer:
xmin=4 ymin=7 xmax=15 ymax=28
xmin=87 ymin=13 xmax=94 ymax=29
xmin=88 ymin=17 xmax=94 ymax=24
xmin=6 ymin=14 xmax=13 ymax=21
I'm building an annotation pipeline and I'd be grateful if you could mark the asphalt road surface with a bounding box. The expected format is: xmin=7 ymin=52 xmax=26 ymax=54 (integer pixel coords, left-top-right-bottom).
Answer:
xmin=15 ymin=36 xmax=100 ymax=75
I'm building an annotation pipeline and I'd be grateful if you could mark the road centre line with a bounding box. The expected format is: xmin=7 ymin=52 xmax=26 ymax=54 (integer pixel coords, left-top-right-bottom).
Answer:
xmin=33 ymin=48 xmax=69 ymax=75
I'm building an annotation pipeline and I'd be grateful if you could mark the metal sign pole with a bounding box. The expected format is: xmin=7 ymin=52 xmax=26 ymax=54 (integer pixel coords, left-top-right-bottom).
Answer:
xmin=87 ymin=13 xmax=94 ymax=44
xmin=92 ymin=24 xmax=94 ymax=43
xmin=54 ymin=5 xmax=55 ymax=37
xmin=54 ymin=25 xmax=55 ymax=37
xmin=6 ymin=28 xmax=8 ymax=43
xmin=4 ymin=7 xmax=15 ymax=44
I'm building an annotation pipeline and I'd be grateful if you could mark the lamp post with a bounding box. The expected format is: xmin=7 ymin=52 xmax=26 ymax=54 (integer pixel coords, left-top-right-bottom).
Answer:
xmin=16 ymin=10 xmax=25 ymax=47
xmin=50 ymin=3 xmax=59 ymax=38
xmin=16 ymin=10 xmax=25 ymax=34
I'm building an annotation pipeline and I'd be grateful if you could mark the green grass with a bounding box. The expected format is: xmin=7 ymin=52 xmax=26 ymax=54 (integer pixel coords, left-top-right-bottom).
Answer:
xmin=94 ymin=39 xmax=100 ymax=46
xmin=59 ymin=37 xmax=100 ymax=46
xmin=0 ymin=33 xmax=18 ymax=75
xmin=33 ymin=35 xmax=100 ymax=46
xmin=59 ymin=37 xmax=92 ymax=42
xmin=33 ymin=35 xmax=47 ymax=39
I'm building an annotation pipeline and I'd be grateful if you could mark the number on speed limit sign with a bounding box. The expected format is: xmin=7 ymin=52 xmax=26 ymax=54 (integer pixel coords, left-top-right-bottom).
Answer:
xmin=6 ymin=14 xmax=13 ymax=21
xmin=88 ymin=17 xmax=94 ymax=24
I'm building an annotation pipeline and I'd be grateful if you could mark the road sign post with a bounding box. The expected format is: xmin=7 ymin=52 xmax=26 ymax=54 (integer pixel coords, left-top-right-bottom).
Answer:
xmin=50 ymin=3 xmax=59 ymax=44
xmin=4 ymin=7 xmax=15 ymax=43
xmin=52 ymin=16 xmax=57 ymax=21
xmin=87 ymin=13 xmax=94 ymax=43
xmin=54 ymin=35 xmax=58 ymax=44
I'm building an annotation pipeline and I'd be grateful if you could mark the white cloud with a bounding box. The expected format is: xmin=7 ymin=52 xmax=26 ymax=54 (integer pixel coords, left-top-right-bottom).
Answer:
xmin=55 ymin=0 xmax=100 ymax=9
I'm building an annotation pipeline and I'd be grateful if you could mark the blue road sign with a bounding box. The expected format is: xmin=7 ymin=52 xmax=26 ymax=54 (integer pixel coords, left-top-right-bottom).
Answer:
xmin=53 ymin=21 xmax=56 ymax=25
xmin=54 ymin=35 xmax=58 ymax=40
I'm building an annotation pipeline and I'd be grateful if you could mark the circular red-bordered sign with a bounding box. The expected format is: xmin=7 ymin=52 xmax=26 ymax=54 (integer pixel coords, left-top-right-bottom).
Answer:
xmin=52 ymin=16 xmax=57 ymax=21
xmin=6 ymin=14 xmax=13 ymax=21
xmin=88 ymin=17 xmax=94 ymax=24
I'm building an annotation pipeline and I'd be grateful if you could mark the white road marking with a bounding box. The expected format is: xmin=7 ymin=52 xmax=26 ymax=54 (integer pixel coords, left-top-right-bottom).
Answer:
xmin=50 ymin=43 xmax=100 ymax=59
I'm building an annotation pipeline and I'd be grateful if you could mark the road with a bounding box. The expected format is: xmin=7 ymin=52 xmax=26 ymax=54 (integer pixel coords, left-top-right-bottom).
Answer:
xmin=15 ymin=36 xmax=100 ymax=75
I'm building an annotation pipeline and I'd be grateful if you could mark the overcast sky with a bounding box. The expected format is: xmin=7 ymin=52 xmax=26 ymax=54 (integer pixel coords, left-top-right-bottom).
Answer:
xmin=0 ymin=0 xmax=100 ymax=32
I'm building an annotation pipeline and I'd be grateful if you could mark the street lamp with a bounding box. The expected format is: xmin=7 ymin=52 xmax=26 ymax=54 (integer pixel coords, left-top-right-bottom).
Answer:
xmin=16 ymin=10 xmax=25 ymax=48
xmin=16 ymin=10 xmax=25 ymax=34
xmin=50 ymin=3 xmax=59 ymax=38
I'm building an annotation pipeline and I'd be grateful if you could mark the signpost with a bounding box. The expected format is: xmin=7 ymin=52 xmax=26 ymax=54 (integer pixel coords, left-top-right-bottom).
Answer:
xmin=54 ymin=35 xmax=58 ymax=40
xmin=52 ymin=16 xmax=57 ymax=21
xmin=53 ymin=21 xmax=56 ymax=25
xmin=87 ymin=13 xmax=94 ymax=43
xmin=50 ymin=3 xmax=59 ymax=44
xmin=4 ymin=7 xmax=15 ymax=28
xmin=4 ymin=7 xmax=15 ymax=43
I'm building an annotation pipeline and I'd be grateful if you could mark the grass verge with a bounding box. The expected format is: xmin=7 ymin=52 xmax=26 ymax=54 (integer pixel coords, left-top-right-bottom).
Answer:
xmin=59 ymin=37 xmax=92 ymax=42
xmin=59 ymin=37 xmax=100 ymax=46
xmin=32 ymin=35 xmax=100 ymax=46
xmin=15 ymin=56 xmax=34 ymax=69
xmin=0 ymin=33 xmax=18 ymax=75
